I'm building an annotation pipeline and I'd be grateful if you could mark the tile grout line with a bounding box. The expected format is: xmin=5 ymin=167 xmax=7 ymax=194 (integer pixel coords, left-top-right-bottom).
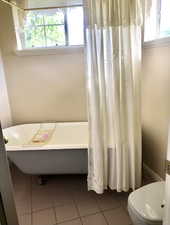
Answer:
xmin=93 ymin=191 xmax=130 ymax=225
xmin=18 ymin=203 xmax=122 ymax=219
xmin=52 ymin=202 xmax=58 ymax=225
xmin=30 ymin=198 xmax=127 ymax=225
xmin=93 ymin=193 xmax=110 ymax=225
xmin=15 ymin=172 xmax=130 ymax=225
xmin=58 ymin=210 xmax=109 ymax=223
xmin=30 ymin=177 xmax=58 ymax=225
xmin=52 ymin=186 xmax=83 ymax=225
xmin=80 ymin=211 xmax=103 ymax=219
xmin=57 ymin=217 xmax=82 ymax=225
xmin=100 ymin=210 xmax=110 ymax=225
xmin=70 ymin=188 xmax=107 ymax=224
xmin=72 ymin=193 xmax=84 ymax=225
xmin=29 ymin=201 xmax=106 ymax=224
xmin=32 ymin=205 xmax=59 ymax=214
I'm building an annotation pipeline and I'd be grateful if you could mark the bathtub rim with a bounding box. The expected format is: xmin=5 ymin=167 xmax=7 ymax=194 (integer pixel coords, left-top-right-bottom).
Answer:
xmin=3 ymin=121 xmax=89 ymax=151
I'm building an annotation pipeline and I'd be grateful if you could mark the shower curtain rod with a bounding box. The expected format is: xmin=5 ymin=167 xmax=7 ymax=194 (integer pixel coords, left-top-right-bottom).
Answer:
xmin=0 ymin=0 xmax=83 ymax=11
xmin=24 ymin=5 xmax=83 ymax=11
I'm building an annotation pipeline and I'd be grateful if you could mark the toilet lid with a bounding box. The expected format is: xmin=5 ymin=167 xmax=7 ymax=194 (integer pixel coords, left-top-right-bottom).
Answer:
xmin=128 ymin=182 xmax=165 ymax=222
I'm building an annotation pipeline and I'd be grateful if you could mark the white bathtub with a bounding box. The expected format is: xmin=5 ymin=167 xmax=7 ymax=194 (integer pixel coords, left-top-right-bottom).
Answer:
xmin=3 ymin=122 xmax=88 ymax=175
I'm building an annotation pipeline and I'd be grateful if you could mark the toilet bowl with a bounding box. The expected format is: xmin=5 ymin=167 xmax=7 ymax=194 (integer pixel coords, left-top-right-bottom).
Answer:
xmin=128 ymin=181 xmax=165 ymax=225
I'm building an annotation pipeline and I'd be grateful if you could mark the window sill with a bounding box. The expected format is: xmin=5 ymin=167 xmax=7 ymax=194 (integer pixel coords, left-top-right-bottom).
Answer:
xmin=143 ymin=37 xmax=170 ymax=49
xmin=15 ymin=45 xmax=84 ymax=56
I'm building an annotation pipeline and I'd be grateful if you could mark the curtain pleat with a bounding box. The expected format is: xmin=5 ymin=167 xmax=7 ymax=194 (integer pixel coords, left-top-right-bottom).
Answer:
xmin=85 ymin=0 xmax=143 ymax=194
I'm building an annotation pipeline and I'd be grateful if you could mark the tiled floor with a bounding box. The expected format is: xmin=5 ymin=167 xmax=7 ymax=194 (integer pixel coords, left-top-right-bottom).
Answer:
xmin=11 ymin=165 xmax=148 ymax=225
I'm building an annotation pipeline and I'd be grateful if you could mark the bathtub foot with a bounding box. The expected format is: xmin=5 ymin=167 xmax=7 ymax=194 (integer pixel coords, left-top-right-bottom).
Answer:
xmin=38 ymin=176 xmax=46 ymax=185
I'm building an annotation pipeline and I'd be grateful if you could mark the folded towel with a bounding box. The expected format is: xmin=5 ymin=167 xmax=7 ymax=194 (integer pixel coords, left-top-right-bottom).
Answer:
xmin=23 ymin=124 xmax=56 ymax=147
xmin=32 ymin=131 xmax=51 ymax=143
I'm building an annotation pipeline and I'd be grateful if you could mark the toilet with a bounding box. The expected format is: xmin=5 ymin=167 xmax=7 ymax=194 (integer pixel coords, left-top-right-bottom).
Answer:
xmin=128 ymin=181 xmax=165 ymax=225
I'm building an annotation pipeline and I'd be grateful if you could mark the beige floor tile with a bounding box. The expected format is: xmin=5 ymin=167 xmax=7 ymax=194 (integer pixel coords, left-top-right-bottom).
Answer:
xmin=72 ymin=190 xmax=95 ymax=203
xmin=114 ymin=192 xmax=129 ymax=210
xmin=15 ymin=189 xmax=31 ymax=204
xmin=12 ymin=167 xmax=131 ymax=225
xmin=77 ymin=199 xmax=100 ymax=216
xmin=13 ymin=173 xmax=31 ymax=188
xmin=32 ymin=192 xmax=53 ymax=212
xmin=16 ymin=198 xmax=32 ymax=215
xmin=32 ymin=181 xmax=56 ymax=193
xmin=96 ymin=193 xmax=121 ymax=211
xmin=53 ymin=191 xmax=74 ymax=206
xmin=14 ymin=176 xmax=31 ymax=215
xmin=32 ymin=183 xmax=56 ymax=197
xmin=32 ymin=208 xmax=56 ymax=225
xmin=55 ymin=204 xmax=79 ymax=223
xmin=58 ymin=218 xmax=82 ymax=225
xmin=104 ymin=207 xmax=132 ymax=225
xmin=82 ymin=213 xmax=107 ymax=225
xmin=18 ymin=214 xmax=31 ymax=225
xmin=120 ymin=198 xmax=128 ymax=210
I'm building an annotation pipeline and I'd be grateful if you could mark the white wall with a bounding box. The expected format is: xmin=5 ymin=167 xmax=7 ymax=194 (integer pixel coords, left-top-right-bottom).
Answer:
xmin=0 ymin=3 xmax=87 ymax=125
xmin=142 ymin=44 xmax=170 ymax=178
xmin=0 ymin=51 xmax=12 ymax=128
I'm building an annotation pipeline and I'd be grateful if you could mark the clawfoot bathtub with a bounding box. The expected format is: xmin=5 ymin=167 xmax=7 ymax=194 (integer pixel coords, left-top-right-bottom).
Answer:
xmin=3 ymin=122 xmax=88 ymax=175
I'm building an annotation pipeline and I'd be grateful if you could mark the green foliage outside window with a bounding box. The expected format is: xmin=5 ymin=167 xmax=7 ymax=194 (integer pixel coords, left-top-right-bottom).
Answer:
xmin=24 ymin=9 xmax=66 ymax=48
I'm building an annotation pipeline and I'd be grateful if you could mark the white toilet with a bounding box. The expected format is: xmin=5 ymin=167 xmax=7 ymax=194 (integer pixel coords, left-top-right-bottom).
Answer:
xmin=128 ymin=181 xmax=165 ymax=225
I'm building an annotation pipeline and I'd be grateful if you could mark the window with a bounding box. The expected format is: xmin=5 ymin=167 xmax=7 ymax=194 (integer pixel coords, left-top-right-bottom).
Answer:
xmin=160 ymin=0 xmax=170 ymax=37
xmin=144 ymin=0 xmax=170 ymax=42
xmin=13 ymin=6 xmax=84 ymax=49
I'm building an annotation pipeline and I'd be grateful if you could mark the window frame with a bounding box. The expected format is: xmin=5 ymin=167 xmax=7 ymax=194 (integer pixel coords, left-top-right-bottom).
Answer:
xmin=14 ymin=5 xmax=85 ymax=53
xmin=144 ymin=0 xmax=170 ymax=48
xmin=14 ymin=45 xmax=84 ymax=56
xmin=24 ymin=14 xmax=66 ymax=48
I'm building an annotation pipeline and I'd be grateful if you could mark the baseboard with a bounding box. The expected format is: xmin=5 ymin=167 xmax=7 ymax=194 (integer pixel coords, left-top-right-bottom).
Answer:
xmin=143 ymin=163 xmax=164 ymax=182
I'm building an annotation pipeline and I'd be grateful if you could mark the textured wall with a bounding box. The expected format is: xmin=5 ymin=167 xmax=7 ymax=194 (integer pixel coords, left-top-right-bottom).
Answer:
xmin=142 ymin=45 xmax=170 ymax=178
xmin=0 ymin=3 xmax=87 ymax=125
xmin=0 ymin=51 xmax=12 ymax=128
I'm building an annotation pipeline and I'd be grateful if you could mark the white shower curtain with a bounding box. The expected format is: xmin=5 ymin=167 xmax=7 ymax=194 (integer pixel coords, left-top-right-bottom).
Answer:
xmin=85 ymin=0 xmax=143 ymax=194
